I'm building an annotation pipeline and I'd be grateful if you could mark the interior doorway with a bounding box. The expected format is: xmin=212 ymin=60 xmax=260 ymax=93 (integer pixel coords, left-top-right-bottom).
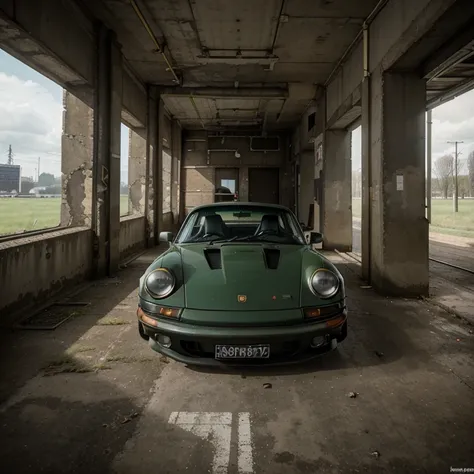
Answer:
xmin=215 ymin=168 xmax=239 ymax=202
xmin=248 ymin=167 xmax=279 ymax=204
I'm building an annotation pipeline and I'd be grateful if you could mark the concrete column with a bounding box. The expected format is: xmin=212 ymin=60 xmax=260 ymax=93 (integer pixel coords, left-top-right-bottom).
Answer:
xmin=93 ymin=26 xmax=123 ymax=276
xmin=369 ymin=70 xmax=428 ymax=296
xmin=145 ymin=89 xmax=158 ymax=245
xmin=298 ymin=150 xmax=315 ymax=226
xmin=156 ymin=98 xmax=164 ymax=236
xmin=171 ymin=119 xmax=181 ymax=224
xmin=128 ymin=128 xmax=147 ymax=215
xmin=61 ymin=90 xmax=93 ymax=227
xmin=321 ymin=129 xmax=352 ymax=251
xmin=361 ymin=78 xmax=371 ymax=281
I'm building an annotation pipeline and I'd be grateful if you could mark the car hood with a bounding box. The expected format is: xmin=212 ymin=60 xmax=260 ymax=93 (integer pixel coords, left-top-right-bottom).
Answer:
xmin=180 ymin=243 xmax=305 ymax=311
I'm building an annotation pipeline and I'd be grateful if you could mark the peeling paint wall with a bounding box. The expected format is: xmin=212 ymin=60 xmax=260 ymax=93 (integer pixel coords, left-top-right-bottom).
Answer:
xmin=0 ymin=228 xmax=92 ymax=321
xmin=61 ymin=90 xmax=94 ymax=227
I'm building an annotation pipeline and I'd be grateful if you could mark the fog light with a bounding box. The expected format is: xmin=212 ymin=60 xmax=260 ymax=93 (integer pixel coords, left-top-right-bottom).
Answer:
xmin=157 ymin=335 xmax=172 ymax=348
xmin=311 ymin=336 xmax=327 ymax=348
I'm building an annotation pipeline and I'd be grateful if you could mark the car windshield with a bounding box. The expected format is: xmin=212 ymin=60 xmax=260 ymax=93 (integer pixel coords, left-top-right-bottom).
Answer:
xmin=176 ymin=205 xmax=306 ymax=245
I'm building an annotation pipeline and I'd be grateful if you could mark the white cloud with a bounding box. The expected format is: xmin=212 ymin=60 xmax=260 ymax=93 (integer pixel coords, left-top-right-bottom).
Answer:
xmin=431 ymin=88 xmax=474 ymax=168
xmin=0 ymin=72 xmax=62 ymax=178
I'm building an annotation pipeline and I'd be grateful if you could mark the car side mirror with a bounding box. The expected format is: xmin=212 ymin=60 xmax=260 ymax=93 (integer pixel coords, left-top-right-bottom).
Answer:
xmin=159 ymin=231 xmax=174 ymax=243
xmin=309 ymin=232 xmax=323 ymax=244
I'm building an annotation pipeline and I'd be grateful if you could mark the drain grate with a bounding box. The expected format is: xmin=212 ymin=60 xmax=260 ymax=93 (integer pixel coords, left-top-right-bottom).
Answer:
xmin=18 ymin=302 xmax=90 ymax=330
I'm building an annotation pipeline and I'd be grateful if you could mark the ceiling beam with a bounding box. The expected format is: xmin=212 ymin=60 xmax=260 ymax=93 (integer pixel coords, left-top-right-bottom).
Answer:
xmin=160 ymin=87 xmax=289 ymax=99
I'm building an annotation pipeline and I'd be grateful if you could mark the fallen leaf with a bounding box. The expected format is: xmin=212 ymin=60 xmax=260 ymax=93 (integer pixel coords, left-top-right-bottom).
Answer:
xmin=360 ymin=285 xmax=372 ymax=289
xmin=370 ymin=450 xmax=380 ymax=459
xmin=263 ymin=383 xmax=272 ymax=389
xmin=348 ymin=391 xmax=358 ymax=398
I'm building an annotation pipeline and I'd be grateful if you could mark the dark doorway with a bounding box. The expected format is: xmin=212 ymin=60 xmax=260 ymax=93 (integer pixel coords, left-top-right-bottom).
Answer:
xmin=248 ymin=167 xmax=279 ymax=204
xmin=215 ymin=168 xmax=239 ymax=202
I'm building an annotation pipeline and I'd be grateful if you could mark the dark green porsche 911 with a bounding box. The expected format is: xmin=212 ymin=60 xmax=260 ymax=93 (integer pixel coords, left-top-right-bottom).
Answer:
xmin=137 ymin=202 xmax=347 ymax=366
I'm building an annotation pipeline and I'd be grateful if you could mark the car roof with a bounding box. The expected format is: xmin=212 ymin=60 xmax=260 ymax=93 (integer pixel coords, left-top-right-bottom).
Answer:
xmin=189 ymin=202 xmax=292 ymax=213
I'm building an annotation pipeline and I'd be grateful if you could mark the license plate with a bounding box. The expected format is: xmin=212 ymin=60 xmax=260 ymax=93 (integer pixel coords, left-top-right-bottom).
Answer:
xmin=215 ymin=344 xmax=270 ymax=359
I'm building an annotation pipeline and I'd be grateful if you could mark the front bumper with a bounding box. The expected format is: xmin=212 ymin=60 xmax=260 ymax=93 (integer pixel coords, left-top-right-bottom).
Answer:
xmin=137 ymin=305 xmax=347 ymax=367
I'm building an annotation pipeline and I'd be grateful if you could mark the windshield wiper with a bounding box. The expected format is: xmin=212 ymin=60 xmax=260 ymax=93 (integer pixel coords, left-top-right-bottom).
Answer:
xmin=208 ymin=235 xmax=241 ymax=245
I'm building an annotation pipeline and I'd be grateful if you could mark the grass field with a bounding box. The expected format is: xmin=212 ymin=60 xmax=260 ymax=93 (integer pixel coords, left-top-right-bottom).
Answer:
xmin=352 ymin=198 xmax=474 ymax=238
xmin=0 ymin=195 xmax=130 ymax=236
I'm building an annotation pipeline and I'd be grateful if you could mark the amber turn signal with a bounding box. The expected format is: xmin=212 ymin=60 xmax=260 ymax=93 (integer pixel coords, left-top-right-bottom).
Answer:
xmin=159 ymin=306 xmax=180 ymax=318
xmin=304 ymin=308 xmax=321 ymax=318
xmin=137 ymin=307 xmax=159 ymax=327
xmin=325 ymin=315 xmax=345 ymax=328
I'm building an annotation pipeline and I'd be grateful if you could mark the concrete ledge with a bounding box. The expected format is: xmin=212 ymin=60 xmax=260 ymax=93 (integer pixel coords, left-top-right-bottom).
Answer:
xmin=0 ymin=227 xmax=92 ymax=321
xmin=119 ymin=215 xmax=145 ymax=261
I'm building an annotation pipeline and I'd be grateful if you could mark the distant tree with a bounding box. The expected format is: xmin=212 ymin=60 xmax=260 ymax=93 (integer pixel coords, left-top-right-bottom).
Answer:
xmin=468 ymin=150 xmax=474 ymax=197
xmin=38 ymin=172 xmax=55 ymax=186
xmin=434 ymin=155 xmax=453 ymax=199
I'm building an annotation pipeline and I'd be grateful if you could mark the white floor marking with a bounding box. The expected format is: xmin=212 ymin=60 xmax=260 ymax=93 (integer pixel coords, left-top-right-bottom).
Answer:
xmin=168 ymin=411 xmax=232 ymax=474
xmin=238 ymin=412 xmax=254 ymax=473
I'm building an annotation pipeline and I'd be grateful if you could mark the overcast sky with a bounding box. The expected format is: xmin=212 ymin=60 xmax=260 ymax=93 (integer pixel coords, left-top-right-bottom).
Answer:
xmin=0 ymin=50 xmax=129 ymax=183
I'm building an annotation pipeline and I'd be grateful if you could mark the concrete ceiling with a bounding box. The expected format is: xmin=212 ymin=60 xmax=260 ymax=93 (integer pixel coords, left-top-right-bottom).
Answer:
xmin=80 ymin=0 xmax=381 ymax=130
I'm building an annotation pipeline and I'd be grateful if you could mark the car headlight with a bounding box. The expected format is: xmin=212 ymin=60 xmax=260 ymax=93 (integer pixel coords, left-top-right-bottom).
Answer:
xmin=145 ymin=268 xmax=175 ymax=299
xmin=310 ymin=269 xmax=339 ymax=298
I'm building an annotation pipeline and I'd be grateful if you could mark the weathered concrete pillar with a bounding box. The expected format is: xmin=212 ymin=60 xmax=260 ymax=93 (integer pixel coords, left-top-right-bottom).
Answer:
xmin=61 ymin=90 xmax=93 ymax=227
xmin=361 ymin=77 xmax=371 ymax=281
xmin=321 ymin=129 xmax=352 ymax=251
xmin=145 ymin=89 xmax=158 ymax=245
xmin=128 ymin=128 xmax=147 ymax=215
xmin=93 ymin=26 xmax=123 ymax=276
xmin=171 ymin=119 xmax=182 ymax=225
xmin=368 ymin=70 xmax=428 ymax=296
xmin=156 ymin=98 xmax=164 ymax=235
xmin=298 ymin=150 xmax=315 ymax=226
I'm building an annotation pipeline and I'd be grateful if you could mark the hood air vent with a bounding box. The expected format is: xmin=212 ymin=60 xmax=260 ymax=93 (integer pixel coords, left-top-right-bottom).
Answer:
xmin=263 ymin=248 xmax=280 ymax=269
xmin=204 ymin=248 xmax=222 ymax=269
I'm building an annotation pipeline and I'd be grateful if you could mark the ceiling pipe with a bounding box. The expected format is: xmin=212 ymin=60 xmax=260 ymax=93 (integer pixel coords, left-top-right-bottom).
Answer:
xmin=129 ymin=0 xmax=180 ymax=84
xmin=324 ymin=0 xmax=388 ymax=86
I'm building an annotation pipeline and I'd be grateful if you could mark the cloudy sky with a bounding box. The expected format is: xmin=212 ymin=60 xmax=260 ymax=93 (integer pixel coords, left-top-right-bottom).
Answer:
xmin=0 ymin=50 xmax=129 ymax=183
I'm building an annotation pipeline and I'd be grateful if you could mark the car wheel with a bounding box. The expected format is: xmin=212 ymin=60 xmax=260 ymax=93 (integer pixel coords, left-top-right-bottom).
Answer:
xmin=336 ymin=321 xmax=347 ymax=343
xmin=138 ymin=321 xmax=149 ymax=341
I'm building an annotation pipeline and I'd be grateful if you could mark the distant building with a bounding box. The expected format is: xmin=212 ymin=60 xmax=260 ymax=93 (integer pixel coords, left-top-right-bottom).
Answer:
xmin=0 ymin=164 xmax=21 ymax=193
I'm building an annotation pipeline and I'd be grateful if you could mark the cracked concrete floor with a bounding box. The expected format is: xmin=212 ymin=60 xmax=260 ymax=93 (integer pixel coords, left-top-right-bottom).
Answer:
xmin=0 ymin=249 xmax=473 ymax=474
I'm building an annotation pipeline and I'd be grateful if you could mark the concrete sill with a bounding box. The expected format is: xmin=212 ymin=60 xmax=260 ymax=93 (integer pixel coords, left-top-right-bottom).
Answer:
xmin=0 ymin=226 xmax=91 ymax=251
xmin=120 ymin=214 xmax=145 ymax=223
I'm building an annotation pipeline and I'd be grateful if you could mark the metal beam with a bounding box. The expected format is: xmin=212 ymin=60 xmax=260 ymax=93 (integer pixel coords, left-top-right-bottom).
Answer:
xmin=426 ymin=77 xmax=474 ymax=110
xmin=160 ymin=87 xmax=288 ymax=99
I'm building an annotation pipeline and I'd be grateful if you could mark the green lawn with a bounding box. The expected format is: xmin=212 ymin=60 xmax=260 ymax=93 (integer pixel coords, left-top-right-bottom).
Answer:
xmin=0 ymin=195 xmax=130 ymax=236
xmin=352 ymin=198 xmax=474 ymax=238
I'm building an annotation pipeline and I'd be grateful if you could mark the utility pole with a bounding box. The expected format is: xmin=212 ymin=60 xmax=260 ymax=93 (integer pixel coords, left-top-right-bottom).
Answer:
xmin=37 ymin=157 xmax=41 ymax=182
xmin=447 ymin=141 xmax=463 ymax=213
xmin=7 ymin=144 xmax=13 ymax=165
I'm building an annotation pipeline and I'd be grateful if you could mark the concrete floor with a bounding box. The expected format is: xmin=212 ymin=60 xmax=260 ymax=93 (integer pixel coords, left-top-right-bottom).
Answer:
xmin=0 ymin=249 xmax=473 ymax=474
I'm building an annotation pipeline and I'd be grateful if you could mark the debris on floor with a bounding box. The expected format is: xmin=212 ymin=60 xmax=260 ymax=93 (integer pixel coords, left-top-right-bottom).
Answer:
xmin=374 ymin=351 xmax=384 ymax=358
xmin=348 ymin=391 xmax=358 ymax=398
xmin=370 ymin=450 xmax=381 ymax=459
xmin=263 ymin=383 xmax=272 ymax=389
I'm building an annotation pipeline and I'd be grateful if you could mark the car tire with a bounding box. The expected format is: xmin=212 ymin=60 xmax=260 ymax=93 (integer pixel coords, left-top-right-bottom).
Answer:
xmin=336 ymin=321 xmax=347 ymax=343
xmin=138 ymin=321 xmax=149 ymax=341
